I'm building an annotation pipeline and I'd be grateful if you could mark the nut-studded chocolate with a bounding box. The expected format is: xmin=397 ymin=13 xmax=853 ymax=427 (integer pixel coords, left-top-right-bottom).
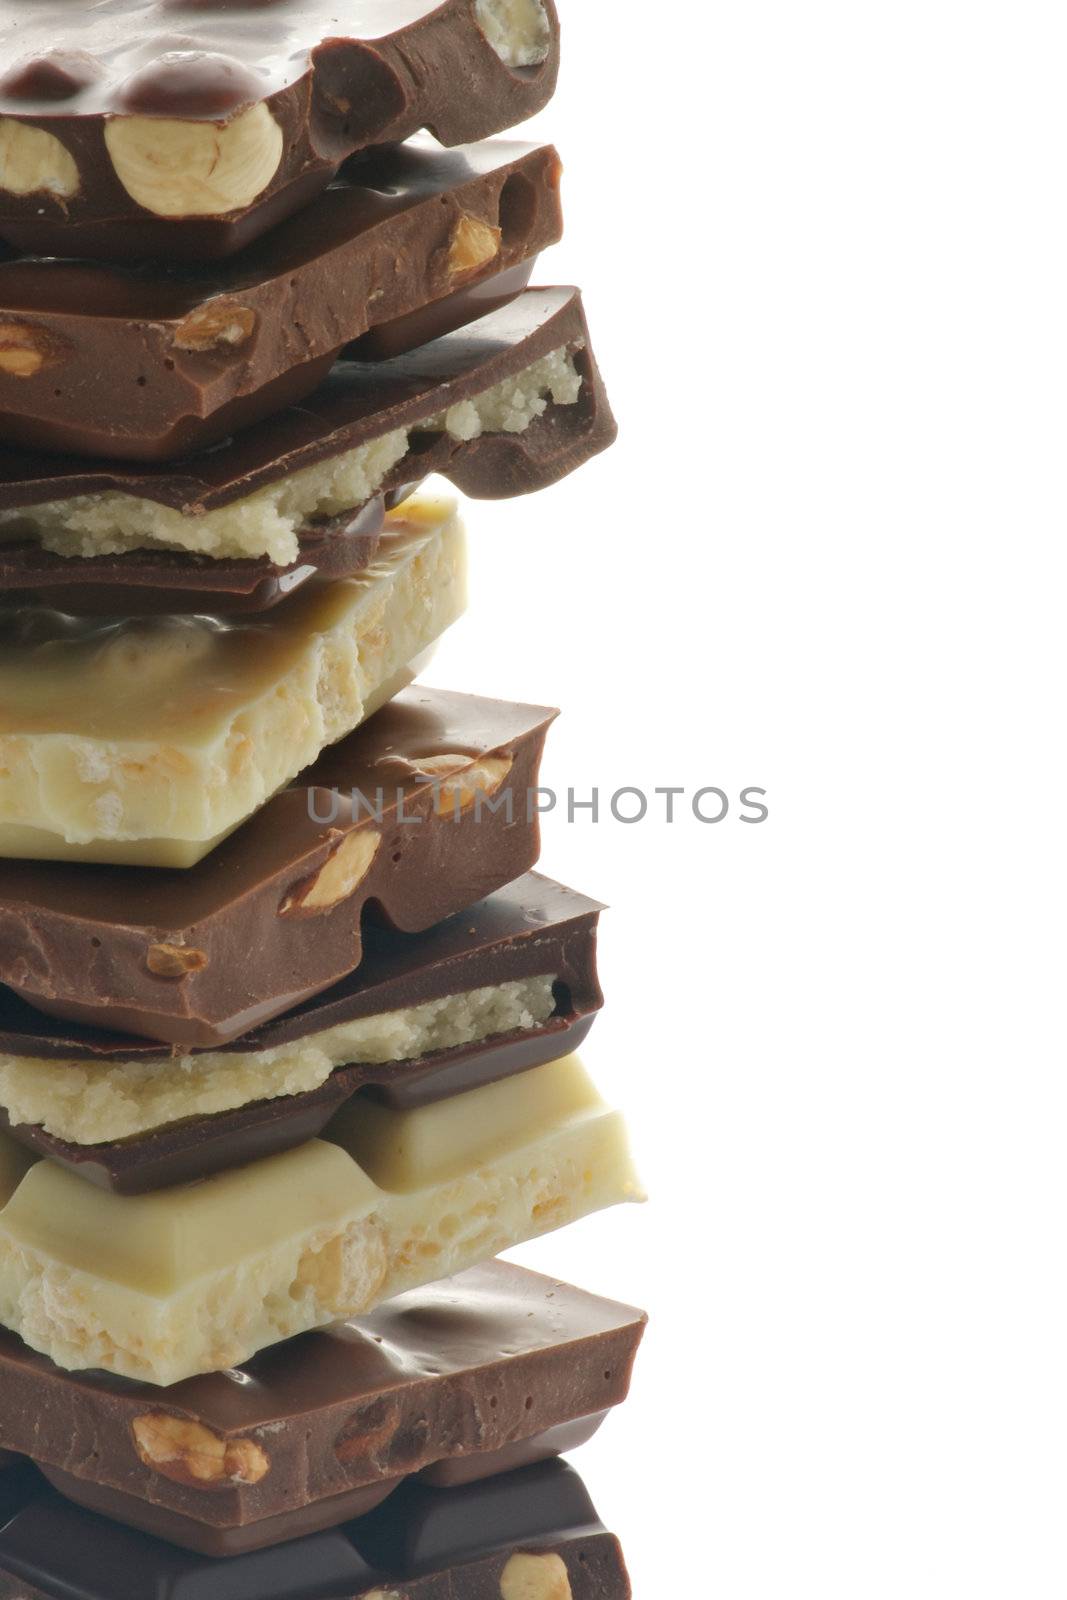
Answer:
xmin=0 ymin=0 xmax=561 ymax=261
xmin=0 ymin=688 xmax=557 ymax=1047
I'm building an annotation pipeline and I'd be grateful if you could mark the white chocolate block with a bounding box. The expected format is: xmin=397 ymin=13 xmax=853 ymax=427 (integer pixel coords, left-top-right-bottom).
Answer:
xmin=0 ymin=497 xmax=466 ymax=866
xmin=0 ymin=977 xmax=558 ymax=1147
xmin=0 ymin=347 xmax=582 ymax=565
xmin=0 ymin=1055 xmax=642 ymax=1385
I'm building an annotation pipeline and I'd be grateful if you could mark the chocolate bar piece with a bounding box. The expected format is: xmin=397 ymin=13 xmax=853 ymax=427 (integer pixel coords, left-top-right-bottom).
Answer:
xmin=0 ymin=874 xmax=605 ymax=1193
xmin=0 ymin=288 xmax=614 ymax=581
xmin=0 ymin=1461 xmax=631 ymax=1596
xmin=0 ymin=687 xmax=555 ymax=1046
xmin=0 ymin=1055 xmax=641 ymax=1385
xmin=0 ymin=1261 xmax=645 ymax=1553
xmin=0 ymin=138 xmax=563 ymax=460
xmin=0 ymin=497 xmax=466 ymax=868
xmin=0 ymin=499 xmax=390 ymax=619
xmin=0 ymin=2 xmax=561 ymax=262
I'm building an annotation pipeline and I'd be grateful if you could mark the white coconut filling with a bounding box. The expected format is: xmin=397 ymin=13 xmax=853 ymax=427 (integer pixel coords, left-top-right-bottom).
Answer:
xmin=0 ymin=977 xmax=558 ymax=1147
xmin=0 ymin=345 xmax=583 ymax=566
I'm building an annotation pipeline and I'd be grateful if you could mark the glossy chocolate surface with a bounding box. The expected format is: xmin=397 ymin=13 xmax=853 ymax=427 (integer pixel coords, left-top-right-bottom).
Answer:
xmin=0 ymin=1462 xmax=630 ymax=1597
xmin=0 ymin=1262 xmax=645 ymax=1555
xmin=0 ymin=687 xmax=556 ymax=1048
xmin=0 ymin=873 xmax=605 ymax=1192
xmin=0 ymin=139 xmax=561 ymax=459
xmin=0 ymin=290 xmax=615 ymax=616
xmin=0 ymin=2 xmax=561 ymax=261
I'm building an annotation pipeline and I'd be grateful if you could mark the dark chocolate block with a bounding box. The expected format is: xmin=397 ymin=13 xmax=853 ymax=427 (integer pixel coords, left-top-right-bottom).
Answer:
xmin=0 ymin=1462 xmax=630 ymax=1597
xmin=0 ymin=1 xmax=561 ymax=261
xmin=0 ymin=1262 xmax=646 ymax=1555
xmin=0 ymin=288 xmax=615 ymax=616
xmin=0 ymin=873 xmax=605 ymax=1192
xmin=0 ymin=138 xmax=563 ymax=460
xmin=0 ymin=688 xmax=556 ymax=1048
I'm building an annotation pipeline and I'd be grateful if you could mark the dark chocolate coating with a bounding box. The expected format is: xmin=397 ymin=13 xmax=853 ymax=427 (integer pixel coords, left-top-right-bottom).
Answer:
xmin=0 ymin=289 xmax=615 ymax=617
xmin=0 ymin=500 xmax=388 ymax=618
xmin=0 ymin=2 xmax=561 ymax=262
xmin=0 ymin=138 xmax=562 ymax=459
xmin=0 ymin=873 xmax=605 ymax=1193
xmin=0 ymin=1462 xmax=631 ymax=1597
xmin=355 ymin=1459 xmax=605 ymax=1574
xmin=0 ymin=687 xmax=556 ymax=1048
xmin=0 ymin=1262 xmax=646 ymax=1555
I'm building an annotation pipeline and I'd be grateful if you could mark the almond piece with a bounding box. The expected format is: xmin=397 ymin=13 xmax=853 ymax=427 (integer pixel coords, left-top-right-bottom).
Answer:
xmin=281 ymin=829 xmax=382 ymax=915
xmin=173 ymin=301 xmax=256 ymax=352
xmin=146 ymin=942 xmax=209 ymax=978
xmin=448 ymin=213 xmax=502 ymax=282
xmin=0 ymin=321 xmax=64 ymax=378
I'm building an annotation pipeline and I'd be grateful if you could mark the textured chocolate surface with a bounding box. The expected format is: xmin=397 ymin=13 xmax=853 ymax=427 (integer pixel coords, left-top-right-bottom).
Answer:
xmin=0 ymin=2 xmax=561 ymax=261
xmin=0 ymin=1262 xmax=646 ymax=1555
xmin=0 ymin=1462 xmax=630 ymax=1597
xmin=0 ymin=687 xmax=556 ymax=1048
xmin=0 ymin=289 xmax=615 ymax=615
xmin=0 ymin=873 xmax=605 ymax=1193
xmin=0 ymin=138 xmax=562 ymax=459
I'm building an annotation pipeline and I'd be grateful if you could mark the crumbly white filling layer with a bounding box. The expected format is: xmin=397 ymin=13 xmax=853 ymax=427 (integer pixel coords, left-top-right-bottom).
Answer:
xmin=0 ymin=977 xmax=558 ymax=1146
xmin=0 ymin=346 xmax=582 ymax=565
xmin=474 ymin=0 xmax=553 ymax=67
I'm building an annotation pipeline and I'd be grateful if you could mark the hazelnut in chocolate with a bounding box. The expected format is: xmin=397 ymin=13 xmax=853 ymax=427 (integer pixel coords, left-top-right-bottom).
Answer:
xmin=0 ymin=1 xmax=560 ymax=261
xmin=0 ymin=138 xmax=564 ymax=460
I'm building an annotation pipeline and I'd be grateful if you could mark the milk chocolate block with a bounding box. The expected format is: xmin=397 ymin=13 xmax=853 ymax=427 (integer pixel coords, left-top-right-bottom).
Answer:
xmin=0 ymin=137 xmax=563 ymax=460
xmin=0 ymin=875 xmax=604 ymax=1193
xmin=0 ymin=1463 xmax=631 ymax=1598
xmin=0 ymin=496 xmax=466 ymax=869
xmin=0 ymin=1058 xmax=642 ymax=1384
xmin=0 ymin=690 xmax=556 ymax=1047
xmin=0 ymin=1 xmax=560 ymax=262
xmin=0 ymin=288 xmax=612 ymax=583
xmin=0 ymin=1263 xmax=643 ymax=1554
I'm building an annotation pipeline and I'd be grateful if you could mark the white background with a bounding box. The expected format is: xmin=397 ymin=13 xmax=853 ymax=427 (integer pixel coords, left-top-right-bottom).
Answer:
xmin=435 ymin=5 xmax=1067 ymax=1596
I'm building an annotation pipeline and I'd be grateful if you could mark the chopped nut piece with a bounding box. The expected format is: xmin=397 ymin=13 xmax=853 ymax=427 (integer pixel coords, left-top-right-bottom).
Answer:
xmin=132 ymin=1413 xmax=270 ymax=1488
xmin=173 ymin=301 xmax=257 ymax=353
xmin=0 ymin=117 xmax=79 ymax=198
xmin=104 ymin=103 xmax=283 ymax=218
xmin=146 ymin=942 xmax=210 ymax=978
xmin=500 ymin=1552 xmax=573 ymax=1600
xmin=474 ymin=0 xmax=553 ymax=68
xmin=448 ymin=212 xmax=502 ymax=281
xmin=281 ymin=829 xmax=382 ymax=915
xmin=411 ymin=753 xmax=514 ymax=816
xmin=0 ymin=322 xmax=55 ymax=378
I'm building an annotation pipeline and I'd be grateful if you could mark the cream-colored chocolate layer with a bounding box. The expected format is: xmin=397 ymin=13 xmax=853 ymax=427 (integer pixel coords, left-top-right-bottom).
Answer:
xmin=0 ymin=496 xmax=466 ymax=867
xmin=0 ymin=347 xmax=582 ymax=565
xmin=0 ymin=977 xmax=558 ymax=1146
xmin=0 ymin=1055 xmax=641 ymax=1386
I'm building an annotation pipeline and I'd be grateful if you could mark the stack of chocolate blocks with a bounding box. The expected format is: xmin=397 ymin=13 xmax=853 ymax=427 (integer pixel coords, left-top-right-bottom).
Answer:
xmin=0 ymin=4 xmax=645 ymax=1598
